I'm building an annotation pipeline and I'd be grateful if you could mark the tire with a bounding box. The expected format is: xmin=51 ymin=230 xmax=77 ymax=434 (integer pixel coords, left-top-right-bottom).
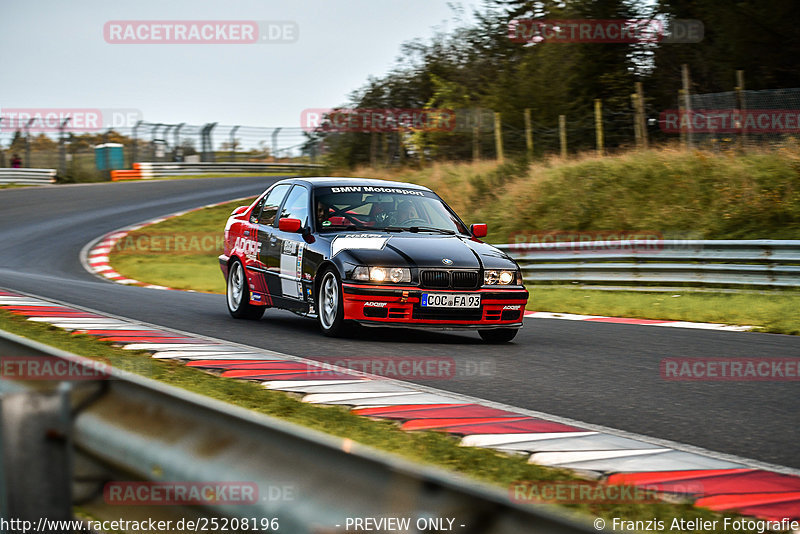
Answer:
xmin=479 ymin=328 xmax=518 ymax=343
xmin=226 ymin=258 xmax=265 ymax=320
xmin=317 ymin=269 xmax=349 ymax=337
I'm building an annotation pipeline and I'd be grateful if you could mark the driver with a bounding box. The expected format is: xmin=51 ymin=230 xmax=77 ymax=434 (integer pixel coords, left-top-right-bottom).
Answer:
xmin=316 ymin=200 xmax=331 ymax=225
xmin=395 ymin=200 xmax=418 ymax=224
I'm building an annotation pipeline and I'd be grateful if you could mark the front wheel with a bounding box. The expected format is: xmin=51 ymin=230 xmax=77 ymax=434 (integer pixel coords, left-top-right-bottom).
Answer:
xmin=317 ymin=269 xmax=349 ymax=337
xmin=226 ymin=258 xmax=265 ymax=320
xmin=479 ymin=328 xmax=518 ymax=343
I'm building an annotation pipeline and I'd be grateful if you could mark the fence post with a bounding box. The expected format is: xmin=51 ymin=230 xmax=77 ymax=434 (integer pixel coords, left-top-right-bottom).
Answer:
xmin=524 ymin=108 xmax=533 ymax=158
xmin=678 ymin=90 xmax=686 ymax=148
xmin=397 ymin=129 xmax=405 ymax=163
xmin=24 ymin=119 xmax=34 ymax=168
xmin=206 ymin=123 xmax=218 ymax=162
xmin=173 ymin=123 xmax=185 ymax=161
xmin=230 ymin=125 xmax=240 ymax=162
xmin=58 ymin=117 xmax=71 ymax=176
xmin=558 ymin=114 xmax=567 ymax=158
xmin=0 ymin=388 xmax=73 ymax=529
xmin=635 ymin=82 xmax=648 ymax=149
xmin=150 ymin=123 xmax=161 ymax=161
xmin=472 ymin=110 xmax=481 ymax=162
xmin=736 ymin=70 xmax=746 ymax=150
xmin=494 ymin=112 xmax=504 ymax=164
xmin=681 ymin=64 xmax=693 ymax=148
xmin=631 ymin=93 xmax=642 ymax=147
xmin=594 ymin=99 xmax=604 ymax=156
xmin=271 ymin=127 xmax=281 ymax=161
xmin=103 ymin=129 xmax=111 ymax=180
xmin=131 ymin=120 xmax=142 ymax=166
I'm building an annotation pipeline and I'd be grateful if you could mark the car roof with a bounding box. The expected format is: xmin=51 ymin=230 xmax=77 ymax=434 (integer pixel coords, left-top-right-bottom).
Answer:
xmin=280 ymin=176 xmax=433 ymax=192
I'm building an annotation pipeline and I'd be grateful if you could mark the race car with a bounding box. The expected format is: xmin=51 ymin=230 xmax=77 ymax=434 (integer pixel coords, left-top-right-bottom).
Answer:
xmin=219 ymin=177 xmax=529 ymax=342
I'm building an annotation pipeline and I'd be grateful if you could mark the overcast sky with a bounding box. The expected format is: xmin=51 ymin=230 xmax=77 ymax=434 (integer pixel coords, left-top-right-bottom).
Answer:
xmin=1 ymin=0 xmax=476 ymax=131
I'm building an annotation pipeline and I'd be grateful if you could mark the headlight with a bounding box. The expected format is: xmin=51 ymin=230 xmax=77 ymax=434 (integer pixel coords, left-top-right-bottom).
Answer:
xmin=484 ymin=270 xmax=517 ymax=285
xmin=352 ymin=266 xmax=410 ymax=283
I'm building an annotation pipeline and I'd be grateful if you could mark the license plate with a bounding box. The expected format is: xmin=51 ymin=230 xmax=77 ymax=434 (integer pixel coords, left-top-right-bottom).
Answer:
xmin=421 ymin=293 xmax=481 ymax=308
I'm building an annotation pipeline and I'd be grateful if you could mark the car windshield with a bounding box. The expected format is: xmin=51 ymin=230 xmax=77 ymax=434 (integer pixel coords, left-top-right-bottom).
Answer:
xmin=314 ymin=186 xmax=468 ymax=234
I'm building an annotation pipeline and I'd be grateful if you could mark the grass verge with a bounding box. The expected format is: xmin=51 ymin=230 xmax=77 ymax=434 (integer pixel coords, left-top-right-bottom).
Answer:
xmin=528 ymin=286 xmax=800 ymax=335
xmin=338 ymin=145 xmax=800 ymax=242
xmin=0 ymin=307 xmax=759 ymax=530
xmin=109 ymin=198 xmax=255 ymax=293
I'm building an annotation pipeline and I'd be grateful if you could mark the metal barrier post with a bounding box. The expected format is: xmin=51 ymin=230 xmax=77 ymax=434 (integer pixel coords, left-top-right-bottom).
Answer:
xmin=173 ymin=123 xmax=185 ymax=161
xmin=24 ymin=119 xmax=34 ymax=168
xmin=271 ymin=127 xmax=282 ymax=161
xmin=58 ymin=117 xmax=71 ymax=177
xmin=131 ymin=120 xmax=142 ymax=166
xmin=0 ymin=386 xmax=73 ymax=531
xmin=229 ymin=125 xmax=240 ymax=162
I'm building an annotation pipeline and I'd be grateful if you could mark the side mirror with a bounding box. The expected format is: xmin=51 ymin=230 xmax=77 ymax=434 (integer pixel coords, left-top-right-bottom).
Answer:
xmin=279 ymin=218 xmax=303 ymax=233
xmin=470 ymin=223 xmax=488 ymax=238
xmin=231 ymin=206 xmax=248 ymax=216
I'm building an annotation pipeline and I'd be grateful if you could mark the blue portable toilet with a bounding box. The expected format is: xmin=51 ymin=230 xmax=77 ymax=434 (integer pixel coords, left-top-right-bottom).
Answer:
xmin=95 ymin=143 xmax=125 ymax=170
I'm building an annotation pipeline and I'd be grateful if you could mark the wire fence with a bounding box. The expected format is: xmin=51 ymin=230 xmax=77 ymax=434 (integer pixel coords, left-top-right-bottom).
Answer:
xmin=0 ymin=122 xmax=315 ymax=182
xmin=2 ymin=85 xmax=799 ymax=181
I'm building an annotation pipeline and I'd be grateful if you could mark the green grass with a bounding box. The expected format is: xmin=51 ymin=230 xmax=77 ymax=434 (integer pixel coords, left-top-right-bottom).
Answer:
xmin=0 ymin=309 xmax=762 ymax=531
xmin=0 ymin=184 xmax=37 ymax=189
xmin=109 ymin=198 xmax=255 ymax=293
xmin=342 ymin=146 xmax=800 ymax=242
xmin=527 ymin=286 xmax=800 ymax=335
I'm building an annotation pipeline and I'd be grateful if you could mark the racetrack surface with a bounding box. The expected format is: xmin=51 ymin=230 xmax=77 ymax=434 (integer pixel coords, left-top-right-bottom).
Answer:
xmin=1 ymin=177 xmax=798 ymax=468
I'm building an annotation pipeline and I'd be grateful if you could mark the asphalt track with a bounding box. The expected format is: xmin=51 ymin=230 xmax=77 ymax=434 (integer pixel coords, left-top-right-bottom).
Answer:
xmin=0 ymin=177 xmax=798 ymax=468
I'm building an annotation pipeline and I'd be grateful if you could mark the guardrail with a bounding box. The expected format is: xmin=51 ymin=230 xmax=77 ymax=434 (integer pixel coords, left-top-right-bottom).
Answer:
xmin=498 ymin=239 xmax=800 ymax=288
xmin=112 ymin=162 xmax=322 ymax=181
xmin=0 ymin=330 xmax=597 ymax=533
xmin=0 ymin=168 xmax=56 ymax=185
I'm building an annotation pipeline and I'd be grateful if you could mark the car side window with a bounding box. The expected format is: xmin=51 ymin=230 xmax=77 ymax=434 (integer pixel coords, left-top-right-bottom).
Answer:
xmin=249 ymin=196 xmax=266 ymax=224
xmin=279 ymin=186 xmax=310 ymax=228
xmin=258 ymin=184 xmax=292 ymax=226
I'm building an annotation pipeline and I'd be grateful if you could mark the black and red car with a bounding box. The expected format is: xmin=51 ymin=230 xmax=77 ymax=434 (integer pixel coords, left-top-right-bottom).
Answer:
xmin=219 ymin=177 xmax=529 ymax=342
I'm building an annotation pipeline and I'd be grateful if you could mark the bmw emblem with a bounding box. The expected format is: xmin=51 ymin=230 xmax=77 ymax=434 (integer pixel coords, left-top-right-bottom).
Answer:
xmin=442 ymin=258 xmax=453 ymax=265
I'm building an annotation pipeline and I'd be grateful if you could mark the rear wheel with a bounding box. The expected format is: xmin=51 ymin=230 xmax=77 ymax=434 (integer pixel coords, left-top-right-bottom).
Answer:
xmin=317 ymin=269 xmax=349 ymax=337
xmin=479 ymin=328 xmax=518 ymax=343
xmin=226 ymin=258 xmax=265 ymax=320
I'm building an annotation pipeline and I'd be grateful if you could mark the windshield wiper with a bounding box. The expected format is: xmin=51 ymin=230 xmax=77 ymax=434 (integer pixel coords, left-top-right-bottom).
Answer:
xmin=408 ymin=226 xmax=456 ymax=235
xmin=320 ymin=224 xmax=372 ymax=231
xmin=376 ymin=226 xmax=457 ymax=235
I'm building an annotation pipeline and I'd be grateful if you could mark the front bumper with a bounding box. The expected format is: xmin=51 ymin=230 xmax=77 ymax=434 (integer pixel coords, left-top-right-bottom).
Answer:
xmin=342 ymin=283 xmax=529 ymax=329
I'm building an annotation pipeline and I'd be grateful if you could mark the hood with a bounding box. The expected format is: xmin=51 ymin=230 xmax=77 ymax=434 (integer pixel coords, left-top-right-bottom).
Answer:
xmin=332 ymin=234 xmax=517 ymax=270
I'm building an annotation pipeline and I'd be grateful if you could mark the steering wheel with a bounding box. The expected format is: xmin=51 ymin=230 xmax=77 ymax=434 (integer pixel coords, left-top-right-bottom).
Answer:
xmin=398 ymin=218 xmax=427 ymax=226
